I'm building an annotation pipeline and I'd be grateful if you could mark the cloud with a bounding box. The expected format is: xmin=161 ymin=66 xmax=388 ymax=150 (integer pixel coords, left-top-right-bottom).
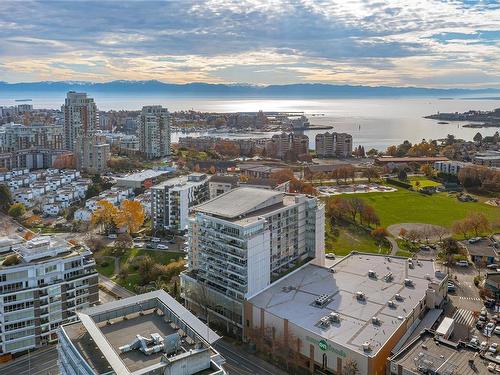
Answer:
xmin=0 ymin=0 xmax=498 ymax=87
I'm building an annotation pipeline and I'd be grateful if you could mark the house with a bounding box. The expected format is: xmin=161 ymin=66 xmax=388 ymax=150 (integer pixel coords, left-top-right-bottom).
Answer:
xmin=74 ymin=208 xmax=93 ymax=222
xmin=464 ymin=238 xmax=498 ymax=265
xmin=485 ymin=272 xmax=500 ymax=299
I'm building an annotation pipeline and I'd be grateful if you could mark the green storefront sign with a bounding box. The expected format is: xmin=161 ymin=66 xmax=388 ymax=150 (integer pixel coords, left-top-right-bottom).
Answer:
xmin=306 ymin=336 xmax=347 ymax=358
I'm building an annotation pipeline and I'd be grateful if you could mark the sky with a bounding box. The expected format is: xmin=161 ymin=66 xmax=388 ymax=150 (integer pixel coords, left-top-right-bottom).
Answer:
xmin=0 ymin=0 xmax=499 ymax=88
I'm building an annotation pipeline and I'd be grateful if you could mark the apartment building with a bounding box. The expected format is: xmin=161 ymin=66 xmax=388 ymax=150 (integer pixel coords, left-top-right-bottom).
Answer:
xmin=315 ymin=132 xmax=353 ymax=158
xmin=266 ymin=132 xmax=309 ymax=159
xmin=181 ymin=187 xmax=325 ymax=335
xmin=62 ymin=92 xmax=98 ymax=151
xmin=75 ymin=133 xmax=110 ymax=173
xmin=433 ymin=160 xmax=469 ymax=175
xmin=151 ymin=173 xmax=209 ymax=232
xmin=0 ymin=123 xmax=64 ymax=152
xmin=0 ymin=235 xmax=98 ymax=359
xmin=138 ymin=106 xmax=171 ymax=159
xmin=58 ymin=290 xmax=226 ymax=375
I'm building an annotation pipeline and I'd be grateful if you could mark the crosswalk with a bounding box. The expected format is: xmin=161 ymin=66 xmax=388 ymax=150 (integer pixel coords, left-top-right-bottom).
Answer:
xmin=453 ymin=308 xmax=476 ymax=327
xmin=458 ymin=296 xmax=482 ymax=302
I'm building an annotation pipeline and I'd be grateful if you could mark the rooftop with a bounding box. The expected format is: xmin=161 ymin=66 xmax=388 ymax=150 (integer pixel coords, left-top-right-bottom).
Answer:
xmin=194 ymin=187 xmax=284 ymax=219
xmin=464 ymin=238 xmax=498 ymax=258
xmin=248 ymin=253 xmax=444 ymax=357
xmin=62 ymin=290 xmax=222 ymax=375
xmin=152 ymin=173 xmax=207 ymax=191
xmin=116 ymin=169 xmax=169 ymax=182
xmin=390 ymin=330 xmax=490 ymax=375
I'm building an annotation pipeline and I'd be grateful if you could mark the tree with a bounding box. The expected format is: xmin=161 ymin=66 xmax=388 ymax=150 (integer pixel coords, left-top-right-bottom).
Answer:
xmin=115 ymin=233 xmax=133 ymax=253
xmin=343 ymin=358 xmax=360 ymax=375
xmin=91 ymin=200 xmax=120 ymax=234
xmin=345 ymin=198 xmax=366 ymax=223
xmin=452 ymin=219 xmax=471 ymax=239
xmin=415 ymin=180 xmax=421 ymax=190
xmin=8 ymin=203 xmax=26 ymax=219
xmin=386 ymin=145 xmax=397 ymax=156
xmin=399 ymin=228 xmax=408 ymax=240
xmin=366 ymin=148 xmax=378 ymax=157
xmin=115 ymin=200 xmax=145 ymax=234
xmin=441 ymin=238 xmax=460 ymax=273
xmin=420 ymin=164 xmax=433 ymax=177
xmin=397 ymin=169 xmax=408 ymax=181
xmin=24 ymin=215 xmax=42 ymax=227
xmin=473 ymin=132 xmax=483 ymax=143
xmin=362 ymin=167 xmax=379 ymax=183
xmin=3 ymin=254 xmax=20 ymax=266
xmin=371 ymin=226 xmax=388 ymax=242
xmin=0 ymin=184 xmax=13 ymax=212
xmin=466 ymin=212 xmax=490 ymax=236
xmin=360 ymin=205 xmax=380 ymax=227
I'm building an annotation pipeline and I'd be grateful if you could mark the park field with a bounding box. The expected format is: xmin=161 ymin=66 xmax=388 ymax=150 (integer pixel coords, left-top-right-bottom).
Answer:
xmin=334 ymin=188 xmax=499 ymax=228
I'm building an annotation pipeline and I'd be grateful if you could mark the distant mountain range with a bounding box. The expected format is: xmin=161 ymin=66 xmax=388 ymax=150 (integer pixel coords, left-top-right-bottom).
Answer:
xmin=0 ymin=80 xmax=499 ymax=98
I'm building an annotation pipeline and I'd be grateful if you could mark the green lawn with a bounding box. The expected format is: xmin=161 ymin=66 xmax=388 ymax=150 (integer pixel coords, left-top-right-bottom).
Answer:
xmin=336 ymin=188 xmax=499 ymax=228
xmin=409 ymin=176 xmax=441 ymax=189
xmin=395 ymin=250 xmax=413 ymax=258
xmin=96 ymin=258 xmax=115 ymax=278
xmin=119 ymin=248 xmax=184 ymax=266
xmin=325 ymin=222 xmax=390 ymax=256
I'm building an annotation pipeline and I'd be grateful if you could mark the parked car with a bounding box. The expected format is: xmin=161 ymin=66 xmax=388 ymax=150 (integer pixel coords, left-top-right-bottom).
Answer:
xmin=488 ymin=362 xmax=496 ymax=372
xmin=447 ymin=283 xmax=456 ymax=292
xmin=326 ymin=253 xmax=336 ymax=259
xmin=456 ymin=260 xmax=469 ymax=267
xmin=470 ymin=336 xmax=480 ymax=347
xmin=481 ymin=341 xmax=488 ymax=350
xmin=157 ymin=244 xmax=168 ymax=250
xmin=485 ymin=298 xmax=496 ymax=308
xmin=487 ymin=264 xmax=499 ymax=269
xmin=489 ymin=343 xmax=498 ymax=353
xmin=494 ymin=326 xmax=500 ymax=335
xmin=151 ymin=237 xmax=161 ymax=242
xmin=108 ymin=233 xmax=117 ymax=239
xmin=477 ymin=321 xmax=486 ymax=330
xmin=420 ymin=245 xmax=431 ymax=251
xmin=16 ymin=226 xmax=24 ymax=232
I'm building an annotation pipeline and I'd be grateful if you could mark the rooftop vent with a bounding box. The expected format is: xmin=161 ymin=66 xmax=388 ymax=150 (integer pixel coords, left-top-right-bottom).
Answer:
xmin=384 ymin=273 xmax=393 ymax=282
xmin=388 ymin=300 xmax=396 ymax=308
xmin=319 ymin=316 xmax=331 ymax=327
xmin=368 ymin=270 xmax=377 ymax=279
xmin=314 ymin=294 xmax=331 ymax=307
xmin=372 ymin=317 xmax=381 ymax=325
xmin=395 ymin=294 xmax=403 ymax=301
xmin=329 ymin=312 xmax=340 ymax=323
xmin=404 ymin=279 xmax=414 ymax=287
xmin=356 ymin=291 xmax=366 ymax=301
xmin=362 ymin=342 xmax=371 ymax=352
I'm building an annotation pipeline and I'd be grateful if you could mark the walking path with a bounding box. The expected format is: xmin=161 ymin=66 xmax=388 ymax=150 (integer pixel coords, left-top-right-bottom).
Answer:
xmin=387 ymin=236 xmax=401 ymax=255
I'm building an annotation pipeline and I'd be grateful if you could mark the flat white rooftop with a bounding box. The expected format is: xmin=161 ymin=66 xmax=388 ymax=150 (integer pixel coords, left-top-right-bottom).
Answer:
xmin=248 ymin=253 xmax=444 ymax=357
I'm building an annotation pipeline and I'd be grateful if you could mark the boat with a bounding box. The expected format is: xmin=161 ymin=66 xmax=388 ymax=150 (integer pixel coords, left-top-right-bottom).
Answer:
xmin=437 ymin=121 xmax=449 ymax=124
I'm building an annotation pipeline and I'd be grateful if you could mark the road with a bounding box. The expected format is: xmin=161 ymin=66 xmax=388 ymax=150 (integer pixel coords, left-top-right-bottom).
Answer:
xmin=215 ymin=340 xmax=288 ymax=375
xmin=0 ymin=346 xmax=59 ymax=375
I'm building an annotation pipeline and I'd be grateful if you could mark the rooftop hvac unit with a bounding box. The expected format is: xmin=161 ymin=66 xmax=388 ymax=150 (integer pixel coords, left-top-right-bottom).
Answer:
xmin=368 ymin=270 xmax=377 ymax=278
xmin=405 ymin=279 xmax=414 ymax=287
xmin=425 ymin=274 xmax=431 ymax=280
xmin=395 ymin=294 xmax=403 ymax=301
xmin=329 ymin=312 xmax=340 ymax=323
xmin=362 ymin=342 xmax=371 ymax=352
xmin=388 ymin=300 xmax=395 ymax=308
xmin=319 ymin=316 xmax=331 ymax=327
xmin=384 ymin=273 xmax=393 ymax=282
xmin=356 ymin=291 xmax=365 ymax=301
xmin=372 ymin=317 xmax=381 ymax=325
xmin=314 ymin=294 xmax=330 ymax=307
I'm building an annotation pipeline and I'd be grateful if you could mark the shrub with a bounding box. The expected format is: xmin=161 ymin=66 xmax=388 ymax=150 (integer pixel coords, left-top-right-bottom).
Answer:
xmin=3 ymin=254 xmax=20 ymax=266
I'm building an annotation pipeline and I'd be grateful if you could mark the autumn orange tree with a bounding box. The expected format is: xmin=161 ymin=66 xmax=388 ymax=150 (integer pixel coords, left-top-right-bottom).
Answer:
xmin=115 ymin=200 xmax=145 ymax=234
xmin=90 ymin=200 xmax=120 ymax=234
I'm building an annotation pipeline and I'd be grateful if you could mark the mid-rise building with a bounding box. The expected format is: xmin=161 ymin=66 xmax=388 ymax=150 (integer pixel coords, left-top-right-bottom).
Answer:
xmin=181 ymin=187 xmax=325 ymax=335
xmin=266 ymin=132 xmax=309 ymax=159
xmin=75 ymin=133 xmax=110 ymax=173
xmin=62 ymin=92 xmax=98 ymax=151
xmin=151 ymin=173 xmax=210 ymax=232
xmin=138 ymin=106 xmax=171 ymax=159
xmin=0 ymin=235 xmax=98 ymax=359
xmin=58 ymin=290 xmax=226 ymax=375
xmin=433 ymin=160 xmax=469 ymax=175
xmin=245 ymin=254 xmax=447 ymax=375
xmin=473 ymin=150 xmax=500 ymax=167
xmin=208 ymin=175 xmax=239 ymax=198
xmin=315 ymin=132 xmax=353 ymax=158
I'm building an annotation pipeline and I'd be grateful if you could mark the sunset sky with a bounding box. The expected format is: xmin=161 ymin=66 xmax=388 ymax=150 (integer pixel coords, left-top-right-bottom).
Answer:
xmin=1 ymin=0 xmax=499 ymax=88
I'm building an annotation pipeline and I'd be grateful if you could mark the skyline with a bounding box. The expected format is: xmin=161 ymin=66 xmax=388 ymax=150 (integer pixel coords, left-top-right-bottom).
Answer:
xmin=0 ymin=0 xmax=499 ymax=88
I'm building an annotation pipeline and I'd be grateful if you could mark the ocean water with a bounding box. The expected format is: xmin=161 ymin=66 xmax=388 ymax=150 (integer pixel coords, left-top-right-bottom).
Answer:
xmin=1 ymin=94 xmax=498 ymax=151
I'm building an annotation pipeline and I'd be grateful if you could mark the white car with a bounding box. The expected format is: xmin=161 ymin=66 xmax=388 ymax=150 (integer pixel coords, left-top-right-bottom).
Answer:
xmin=325 ymin=253 xmax=335 ymax=259
xmin=157 ymin=244 xmax=168 ymax=250
xmin=456 ymin=260 xmax=469 ymax=267
xmin=151 ymin=237 xmax=161 ymax=243
xmin=108 ymin=234 xmax=117 ymax=239
xmin=481 ymin=341 xmax=488 ymax=350
xmin=495 ymin=326 xmax=500 ymax=335
xmin=489 ymin=343 xmax=498 ymax=353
